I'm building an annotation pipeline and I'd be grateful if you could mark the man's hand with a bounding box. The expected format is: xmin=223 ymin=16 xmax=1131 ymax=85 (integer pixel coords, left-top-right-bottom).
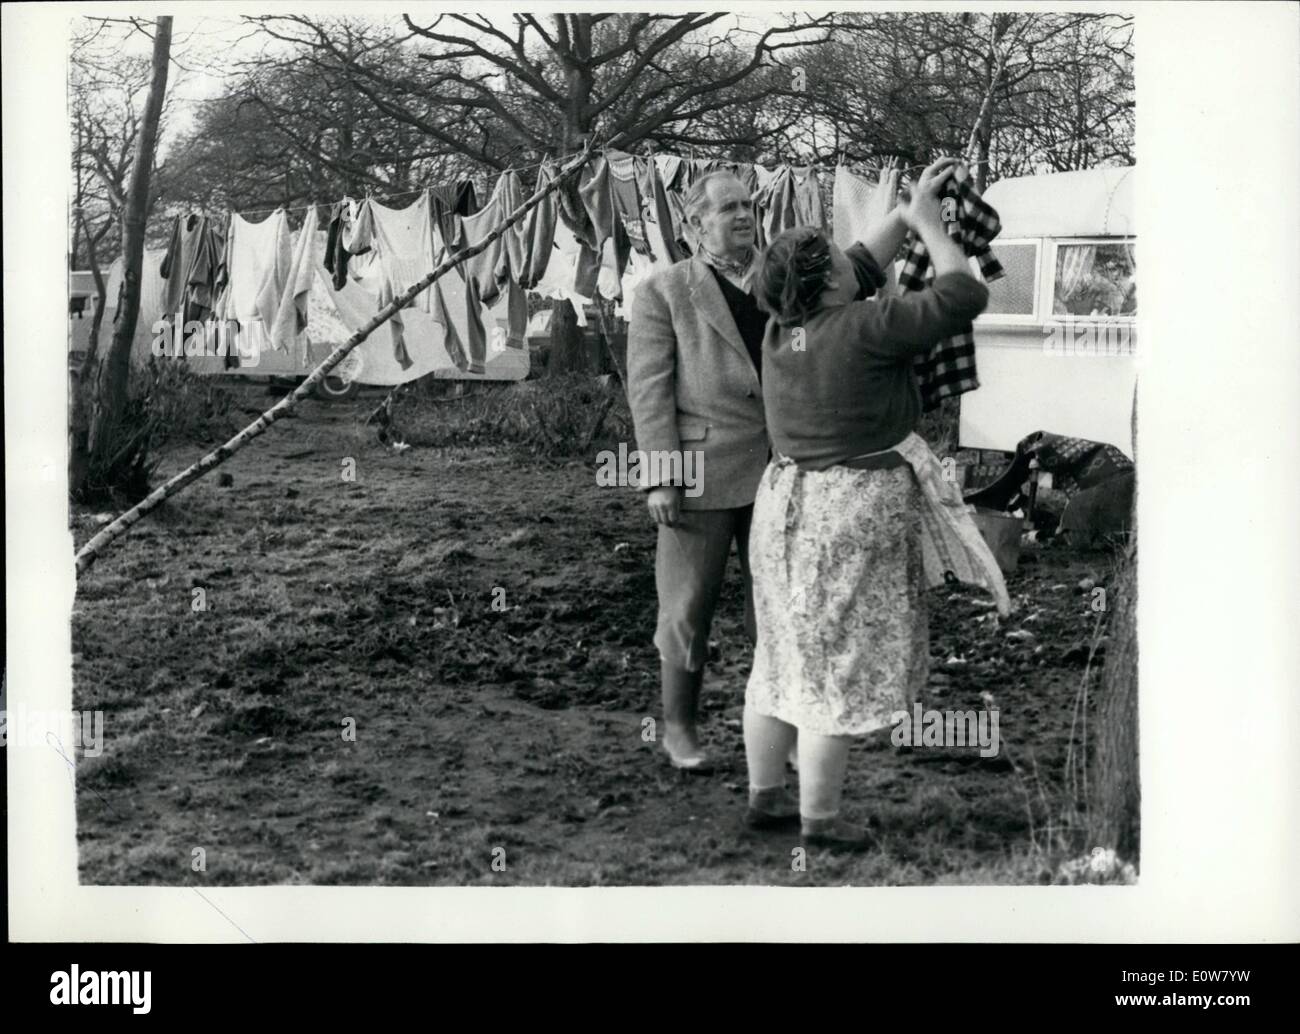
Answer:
xmin=647 ymin=486 xmax=682 ymax=526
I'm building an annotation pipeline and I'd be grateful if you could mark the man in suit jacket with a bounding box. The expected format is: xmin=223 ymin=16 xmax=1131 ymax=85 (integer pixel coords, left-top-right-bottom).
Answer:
xmin=627 ymin=171 xmax=770 ymax=771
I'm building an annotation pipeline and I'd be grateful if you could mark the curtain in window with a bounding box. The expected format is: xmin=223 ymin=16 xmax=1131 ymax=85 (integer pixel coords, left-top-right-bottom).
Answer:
xmin=1056 ymin=244 xmax=1097 ymax=303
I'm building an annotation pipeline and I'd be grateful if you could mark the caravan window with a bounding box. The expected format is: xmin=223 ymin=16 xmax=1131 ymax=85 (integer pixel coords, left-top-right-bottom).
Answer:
xmin=980 ymin=240 xmax=1038 ymax=317
xmin=1052 ymin=239 xmax=1136 ymax=318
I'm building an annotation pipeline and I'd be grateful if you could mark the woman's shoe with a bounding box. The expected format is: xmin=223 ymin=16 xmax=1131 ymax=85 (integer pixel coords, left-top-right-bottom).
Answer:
xmin=744 ymin=807 xmax=801 ymax=830
xmin=800 ymin=816 xmax=876 ymax=853
xmin=743 ymin=787 xmax=800 ymax=830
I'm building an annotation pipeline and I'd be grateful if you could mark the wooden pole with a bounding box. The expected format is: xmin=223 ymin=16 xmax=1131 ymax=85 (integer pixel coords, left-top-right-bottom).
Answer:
xmin=75 ymin=143 xmax=597 ymax=577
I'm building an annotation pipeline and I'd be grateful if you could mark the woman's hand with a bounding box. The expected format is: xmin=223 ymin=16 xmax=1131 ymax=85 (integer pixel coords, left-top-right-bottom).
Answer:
xmin=901 ymin=156 xmax=961 ymax=232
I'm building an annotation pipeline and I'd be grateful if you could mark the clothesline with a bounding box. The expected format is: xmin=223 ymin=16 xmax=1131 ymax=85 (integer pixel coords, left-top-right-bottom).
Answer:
xmin=229 ymin=132 xmax=1124 ymax=222
xmin=234 ymin=151 xmax=581 ymax=219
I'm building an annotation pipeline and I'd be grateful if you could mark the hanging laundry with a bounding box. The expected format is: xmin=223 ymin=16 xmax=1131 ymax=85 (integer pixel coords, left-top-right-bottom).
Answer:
xmin=484 ymin=275 xmax=529 ymax=352
xmin=754 ymin=165 xmax=793 ymax=246
xmin=790 ymin=165 xmax=825 ymax=230
xmin=596 ymin=232 xmax=626 ymax=305
xmin=310 ymin=226 xmax=508 ymax=384
xmin=497 ymin=171 xmax=531 ymax=288
xmin=190 ymin=219 xmax=225 ymax=315
xmin=897 ymin=162 xmax=1005 ymax=410
xmin=519 ymin=159 xmax=558 ymax=290
xmin=831 ymin=165 xmax=877 ymax=250
xmin=370 ymin=193 xmax=440 ymax=313
xmin=159 ymin=214 xmax=201 ymax=320
xmin=575 ymin=154 xmax=631 ymax=291
xmin=428 ymin=218 xmax=485 ymax=376
xmin=637 ymin=155 xmax=686 ymax=266
xmin=159 ymin=213 xmax=225 ymax=333
xmin=586 ymin=149 xmax=681 ymax=269
xmin=87 ymin=248 xmax=168 ymax=371
xmin=352 ymin=191 xmax=447 ymax=370
xmin=557 ymin=156 xmax=600 ymax=252
xmin=216 ymin=209 xmax=292 ymax=360
xmin=653 ymin=153 xmax=693 ymax=257
xmin=323 ymin=199 xmax=357 ymax=291
xmin=832 ymin=165 xmax=898 ymax=293
xmin=532 ymin=216 xmax=597 ymax=325
xmin=428 ymin=179 xmax=479 ymax=256
xmin=343 ymin=197 xmax=375 ymax=254
xmin=614 ymin=247 xmax=658 ymax=319
xmin=654 ymin=153 xmax=687 ymax=193
xmin=456 ymin=169 xmax=527 ymax=306
xmin=269 ymin=206 xmax=320 ymax=358
xmin=605 ymin=150 xmax=658 ymax=260
xmin=577 ymin=154 xmax=617 ymax=253
xmin=733 ymin=162 xmax=759 ymax=196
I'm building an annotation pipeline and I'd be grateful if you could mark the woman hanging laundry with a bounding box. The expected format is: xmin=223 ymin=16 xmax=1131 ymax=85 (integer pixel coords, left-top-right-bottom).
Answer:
xmin=741 ymin=157 xmax=1008 ymax=852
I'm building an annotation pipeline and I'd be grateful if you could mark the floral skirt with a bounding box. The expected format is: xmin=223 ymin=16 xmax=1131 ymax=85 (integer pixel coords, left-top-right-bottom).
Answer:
xmin=745 ymin=458 xmax=929 ymax=736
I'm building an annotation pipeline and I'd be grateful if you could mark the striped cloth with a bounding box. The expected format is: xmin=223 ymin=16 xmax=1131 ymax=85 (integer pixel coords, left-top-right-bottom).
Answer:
xmin=897 ymin=163 xmax=1004 ymax=411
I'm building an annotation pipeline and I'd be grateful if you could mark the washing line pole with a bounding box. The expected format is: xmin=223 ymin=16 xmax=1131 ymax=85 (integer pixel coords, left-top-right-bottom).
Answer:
xmin=75 ymin=140 xmax=600 ymax=578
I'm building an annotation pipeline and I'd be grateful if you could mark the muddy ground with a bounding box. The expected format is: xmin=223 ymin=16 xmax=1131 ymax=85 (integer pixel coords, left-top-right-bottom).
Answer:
xmin=71 ymin=381 xmax=1125 ymax=887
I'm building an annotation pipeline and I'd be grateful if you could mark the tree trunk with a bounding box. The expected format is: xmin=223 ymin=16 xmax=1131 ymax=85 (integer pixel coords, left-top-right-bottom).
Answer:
xmin=966 ymin=56 xmax=1001 ymax=193
xmin=547 ymin=23 xmax=602 ymax=375
xmin=84 ymin=15 xmax=171 ymax=469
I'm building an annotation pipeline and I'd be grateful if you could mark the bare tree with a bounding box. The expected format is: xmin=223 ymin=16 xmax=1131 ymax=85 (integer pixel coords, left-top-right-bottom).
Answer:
xmin=71 ymin=15 xmax=173 ymax=502
xmin=227 ymin=13 xmax=833 ymax=369
xmin=808 ymin=12 xmax=1133 ymax=189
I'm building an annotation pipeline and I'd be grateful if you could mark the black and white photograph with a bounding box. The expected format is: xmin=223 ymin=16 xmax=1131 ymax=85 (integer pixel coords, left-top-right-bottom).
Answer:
xmin=4 ymin=0 xmax=1298 ymax=948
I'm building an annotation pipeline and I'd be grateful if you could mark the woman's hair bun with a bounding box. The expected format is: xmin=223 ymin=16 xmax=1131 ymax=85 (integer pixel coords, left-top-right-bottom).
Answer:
xmin=756 ymin=227 xmax=834 ymax=326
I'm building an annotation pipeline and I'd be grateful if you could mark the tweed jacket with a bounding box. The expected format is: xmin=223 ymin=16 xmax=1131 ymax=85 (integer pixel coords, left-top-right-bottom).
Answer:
xmin=627 ymin=256 xmax=769 ymax=510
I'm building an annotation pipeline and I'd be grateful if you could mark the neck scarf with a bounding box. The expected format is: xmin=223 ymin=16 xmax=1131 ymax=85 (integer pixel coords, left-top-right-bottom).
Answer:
xmin=697 ymin=244 xmax=756 ymax=291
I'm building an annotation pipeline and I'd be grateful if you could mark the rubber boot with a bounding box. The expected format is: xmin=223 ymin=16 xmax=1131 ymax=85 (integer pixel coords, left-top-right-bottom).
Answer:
xmin=661 ymin=663 xmax=708 ymax=770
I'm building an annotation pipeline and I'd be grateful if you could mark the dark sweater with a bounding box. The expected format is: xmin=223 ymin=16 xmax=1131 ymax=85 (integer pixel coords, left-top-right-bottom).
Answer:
xmin=762 ymin=248 xmax=989 ymax=469
xmin=709 ymin=266 xmax=767 ymax=382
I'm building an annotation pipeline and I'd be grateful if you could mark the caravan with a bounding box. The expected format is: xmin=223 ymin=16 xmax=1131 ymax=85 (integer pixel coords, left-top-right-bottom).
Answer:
xmin=960 ymin=165 xmax=1136 ymax=459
